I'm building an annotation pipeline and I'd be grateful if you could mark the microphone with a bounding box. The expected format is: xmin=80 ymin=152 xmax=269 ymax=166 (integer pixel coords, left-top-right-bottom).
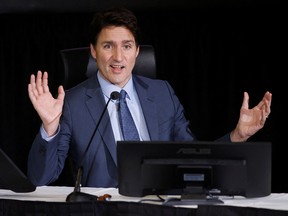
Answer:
xmin=66 ymin=91 xmax=120 ymax=202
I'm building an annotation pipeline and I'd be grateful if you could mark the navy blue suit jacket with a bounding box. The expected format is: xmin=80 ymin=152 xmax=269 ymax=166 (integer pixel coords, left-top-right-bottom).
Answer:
xmin=28 ymin=74 xmax=231 ymax=187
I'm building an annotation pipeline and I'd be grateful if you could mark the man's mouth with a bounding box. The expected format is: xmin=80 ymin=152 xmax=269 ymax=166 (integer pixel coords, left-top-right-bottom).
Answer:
xmin=111 ymin=65 xmax=125 ymax=69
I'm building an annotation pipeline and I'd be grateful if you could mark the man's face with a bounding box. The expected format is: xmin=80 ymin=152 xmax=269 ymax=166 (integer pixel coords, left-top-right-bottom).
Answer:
xmin=90 ymin=26 xmax=139 ymax=88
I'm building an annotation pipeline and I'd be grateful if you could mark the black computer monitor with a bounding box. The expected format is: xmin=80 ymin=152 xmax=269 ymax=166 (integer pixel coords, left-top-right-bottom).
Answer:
xmin=0 ymin=148 xmax=36 ymax=193
xmin=117 ymin=141 xmax=271 ymax=204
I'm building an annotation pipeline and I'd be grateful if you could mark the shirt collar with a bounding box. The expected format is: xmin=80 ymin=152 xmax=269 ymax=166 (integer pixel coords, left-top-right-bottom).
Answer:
xmin=97 ymin=71 xmax=135 ymax=101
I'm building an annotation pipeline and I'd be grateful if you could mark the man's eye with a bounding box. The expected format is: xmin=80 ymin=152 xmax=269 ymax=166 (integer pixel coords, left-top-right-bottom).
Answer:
xmin=124 ymin=45 xmax=132 ymax=49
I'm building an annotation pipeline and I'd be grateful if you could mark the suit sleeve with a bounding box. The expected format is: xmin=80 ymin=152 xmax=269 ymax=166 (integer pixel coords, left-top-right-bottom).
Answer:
xmin=27 ymin=131 xmax=67 ymax=186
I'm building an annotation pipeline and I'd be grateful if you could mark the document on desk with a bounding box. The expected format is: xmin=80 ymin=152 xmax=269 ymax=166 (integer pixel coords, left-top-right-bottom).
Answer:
xmin=0 ymin=186 xmax=119 ymax=202
xmin=220 ymin=194 xmax=288 ymax=211
xmin=1 ymin=186 xmax=288 ymax=211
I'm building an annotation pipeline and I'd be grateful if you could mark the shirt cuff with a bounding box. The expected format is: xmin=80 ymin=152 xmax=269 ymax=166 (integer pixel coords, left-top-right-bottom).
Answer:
xmin=40 ymin=124 xmax=60 ymax=141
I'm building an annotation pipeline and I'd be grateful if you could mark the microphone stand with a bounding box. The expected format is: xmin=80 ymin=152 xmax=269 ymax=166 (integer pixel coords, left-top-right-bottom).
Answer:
xmin=66 ymin=91 xmax=120 ymax=202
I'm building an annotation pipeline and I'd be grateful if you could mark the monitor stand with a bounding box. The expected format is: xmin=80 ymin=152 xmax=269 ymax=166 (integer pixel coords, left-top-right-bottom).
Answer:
xmin=163 ymin=186 xmax=223 ymax=206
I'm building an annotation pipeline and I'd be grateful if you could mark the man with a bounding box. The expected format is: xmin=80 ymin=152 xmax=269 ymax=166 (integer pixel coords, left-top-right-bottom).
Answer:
xmin=27 ymin=7 xmax=272 ymax=187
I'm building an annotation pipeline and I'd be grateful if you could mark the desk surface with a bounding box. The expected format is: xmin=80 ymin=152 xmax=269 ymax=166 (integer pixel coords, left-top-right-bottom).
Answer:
xmin=1 ymin=186 xmax=288 ymax=211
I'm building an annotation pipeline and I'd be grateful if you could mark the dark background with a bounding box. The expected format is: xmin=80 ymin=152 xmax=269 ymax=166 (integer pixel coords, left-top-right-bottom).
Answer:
xmin=0 ymin=0 xmax=286 ymax=192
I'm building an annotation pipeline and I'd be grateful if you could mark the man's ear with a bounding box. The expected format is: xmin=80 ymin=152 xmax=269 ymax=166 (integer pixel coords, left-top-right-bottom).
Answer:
xmin=90 ymin=44 xmax=96 ymax=59
xmin=135 ymin=45 xmax=140 ymax=58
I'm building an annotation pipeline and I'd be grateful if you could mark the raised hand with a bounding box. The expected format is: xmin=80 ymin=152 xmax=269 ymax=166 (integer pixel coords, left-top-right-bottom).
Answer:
xmin=28 ymin=71 xmax=65 ymax=136
xmin=231 ymin=91 xmax=272 ymax=142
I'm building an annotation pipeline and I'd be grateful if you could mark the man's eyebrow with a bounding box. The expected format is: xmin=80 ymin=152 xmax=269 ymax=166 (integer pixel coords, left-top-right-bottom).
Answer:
xmin=122 ymin=40 xmax=135 ymax=44
xmin=101 ymin=40 xmax=113 ymax=44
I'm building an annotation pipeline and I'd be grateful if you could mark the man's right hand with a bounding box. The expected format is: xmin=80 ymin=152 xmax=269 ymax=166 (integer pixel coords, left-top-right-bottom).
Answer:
xmin=28 ymin=70 xmax=65 ymax=137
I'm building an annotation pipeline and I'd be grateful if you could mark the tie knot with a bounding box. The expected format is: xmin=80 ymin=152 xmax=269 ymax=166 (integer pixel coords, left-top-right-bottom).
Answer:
xmin=120 ymin=90 xmax=127 ymax=100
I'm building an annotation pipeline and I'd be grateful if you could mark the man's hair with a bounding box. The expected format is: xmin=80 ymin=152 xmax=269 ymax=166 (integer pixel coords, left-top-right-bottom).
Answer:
xmin=89 ymin=7 xmax=140 ymax=46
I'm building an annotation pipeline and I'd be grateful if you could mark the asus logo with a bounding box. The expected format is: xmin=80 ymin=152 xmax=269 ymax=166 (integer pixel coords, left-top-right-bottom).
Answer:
xmin=177 ymin=148 xmax=211 ymax=155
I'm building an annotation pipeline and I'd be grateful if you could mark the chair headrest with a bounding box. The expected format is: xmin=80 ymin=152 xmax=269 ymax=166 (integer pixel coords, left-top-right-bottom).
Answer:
xmin=60 ymin=45 xmax=157 ymax=89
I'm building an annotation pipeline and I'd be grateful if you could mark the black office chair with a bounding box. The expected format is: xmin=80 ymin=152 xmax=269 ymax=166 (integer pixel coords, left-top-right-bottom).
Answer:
xmin=60 ymin=45 xmax=157 ymax=89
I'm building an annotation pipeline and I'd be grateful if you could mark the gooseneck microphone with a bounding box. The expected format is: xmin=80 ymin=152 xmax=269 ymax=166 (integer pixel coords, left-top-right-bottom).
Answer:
xmin=66 ymin=91 xmax=120 ymax=202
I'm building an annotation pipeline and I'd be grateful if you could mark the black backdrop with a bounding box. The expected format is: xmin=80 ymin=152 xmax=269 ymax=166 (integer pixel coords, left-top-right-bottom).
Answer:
xmin=0 ymin=1 xmax=286 ymax=192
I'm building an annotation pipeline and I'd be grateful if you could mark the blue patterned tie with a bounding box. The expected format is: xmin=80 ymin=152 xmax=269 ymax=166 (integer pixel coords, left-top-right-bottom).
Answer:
xmin=118 ymin=90 xmax=140 ymax=141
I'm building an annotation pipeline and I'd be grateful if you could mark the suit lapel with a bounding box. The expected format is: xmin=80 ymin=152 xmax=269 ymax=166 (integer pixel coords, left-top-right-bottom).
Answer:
xmin=133 ymin=76 xmax=159 ymax=140
xmin=85 ymin=85 xmax=117 ymax=165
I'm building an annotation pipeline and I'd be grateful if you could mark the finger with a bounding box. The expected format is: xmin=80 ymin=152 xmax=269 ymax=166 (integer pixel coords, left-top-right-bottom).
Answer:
xmin=42 ymin=71 xmax=50 ymax=93
xmin=265 ymin=99 xmax=271 ymax=114
xmin=28 ymin=83 xmax=37 ymax=102
xmin=264 ymin=98 xmax=271 ymax=117
xmin=30 ymin=73 xmax=36 ymax=85
xmin=262 ymin=92 xmax=272 ymax=116
xmin=35 ymin=70 xmax=44 ymax=94
xmin=29 ymin=74 xmax=39 ymax=98
xmin=260 ymin=110 xmax=266 ymax=126
xmin=265 ymin=91 xmax=272 ymax=108
xmin=29 ymin=73 xmax=35 ymax=89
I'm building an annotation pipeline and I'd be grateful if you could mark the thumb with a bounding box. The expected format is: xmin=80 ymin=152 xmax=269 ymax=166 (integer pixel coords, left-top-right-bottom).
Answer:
xmin=241 ymin=92 xmax=249 ymax=109
xmin=57 ymin=85 xmax=65 ymax=101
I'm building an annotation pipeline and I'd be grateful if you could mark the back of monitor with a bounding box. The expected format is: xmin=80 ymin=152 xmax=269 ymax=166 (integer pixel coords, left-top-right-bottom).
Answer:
xmin=0 ymin=148 xmax=36 ymax=193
